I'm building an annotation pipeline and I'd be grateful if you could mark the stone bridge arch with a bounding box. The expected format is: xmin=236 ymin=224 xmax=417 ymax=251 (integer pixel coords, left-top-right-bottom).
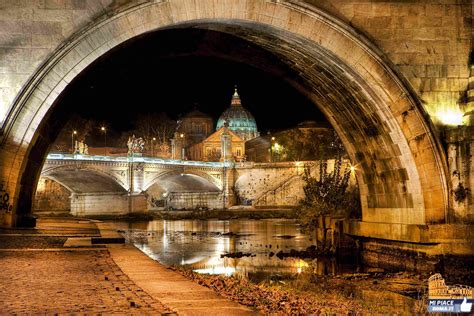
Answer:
xmin=41 ymin=163 xmax=129 ymax=192
xmin=143 ymin=169 xmax=222 ymax=192
xmin=0 ymin=0 xmax=448 ymax=230
xmin=40 ymin=164 xmax=128 ymax=194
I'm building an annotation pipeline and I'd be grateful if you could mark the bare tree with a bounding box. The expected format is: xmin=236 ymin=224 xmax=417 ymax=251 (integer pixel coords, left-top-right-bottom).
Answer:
xmin=276 ymin=129 xmax=344 ymax=161
xmin=130 ymin=113 xmax=177 ymax=157
xmin=51 ymin=116 xmax=97 ymax=153
xmin=296 ymin=132 xmax=360 ymax=253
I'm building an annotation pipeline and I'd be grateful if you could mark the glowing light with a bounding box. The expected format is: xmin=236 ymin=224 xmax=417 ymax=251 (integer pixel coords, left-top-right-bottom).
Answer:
xmin=152 ymin=137 xmax=156 ymax=141
xmin=73 ymin=130 xmax=77 ymax=135
xmin=438 ymin=110 xmax=463 ymax=126
xmin=271 ymin=136 xmax=275 ymax=141
xmin=350 ymin=165 xmax=356 ymax=173
xmin=180 ymin=133 xmax=184 ymax=138
xmin=193 ymin=266 xmax=236 ymax=276
xmin=101 ymin=126 xmax=106 ymax=131
xmin=294 ymin=259 xmax=309 ymax=274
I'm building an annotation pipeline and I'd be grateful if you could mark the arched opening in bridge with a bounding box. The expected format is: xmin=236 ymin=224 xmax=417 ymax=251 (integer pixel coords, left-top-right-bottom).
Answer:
xmin=35 ymin=168 xmax=128 ymax=216
xmin=146 ymin=173 xmax=220 ymax=210
xmin=0 ymin=1 xmax=448 ymax=235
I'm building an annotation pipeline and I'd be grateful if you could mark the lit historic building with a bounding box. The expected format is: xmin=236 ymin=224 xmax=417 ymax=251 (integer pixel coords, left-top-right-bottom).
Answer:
xmin=175 ymin=86 xmax=259 ymax=161
xmin=216 ymin=87 xmax=259 ymax=141
xmin=188 ymin=127 xmax=245 ymax=161
xmin=177 ymin=108 xmax=214 ymax=146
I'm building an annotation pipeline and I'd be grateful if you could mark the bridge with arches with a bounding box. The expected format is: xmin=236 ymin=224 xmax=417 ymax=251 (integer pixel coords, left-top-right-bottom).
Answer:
xmin=40 ymin=153 xmax=236 ymax=215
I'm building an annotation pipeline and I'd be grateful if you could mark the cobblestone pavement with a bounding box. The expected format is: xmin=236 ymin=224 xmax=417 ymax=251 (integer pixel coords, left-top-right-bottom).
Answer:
xmin=0 ymin=219 xmax=172 ymax=315
xmin=0 ymin=236 xmax=68 ymax=248
xmin=0 ymin=250 xmax=170 ymax=314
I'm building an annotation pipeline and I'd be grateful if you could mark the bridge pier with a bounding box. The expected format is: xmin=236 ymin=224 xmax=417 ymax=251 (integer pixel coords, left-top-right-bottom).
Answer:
xmin=71 ymin=192 xmax=147 ymax=217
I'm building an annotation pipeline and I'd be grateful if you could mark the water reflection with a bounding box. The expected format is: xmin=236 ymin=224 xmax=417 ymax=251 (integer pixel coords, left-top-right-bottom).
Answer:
xmin=113 ymin=219 xmax=357 ymax=281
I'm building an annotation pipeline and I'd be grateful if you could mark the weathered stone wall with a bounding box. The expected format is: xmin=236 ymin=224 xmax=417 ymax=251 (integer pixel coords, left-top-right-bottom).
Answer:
xmin=234 ymin=162 xmax=306 ymax=206
xmin=305 ymin=0 xmax=473 ymax=124
xmin=33 ymin=177 xmax=70 ymax=212
xmin=165 ymin=192 xmax=223 ymax=210
xmin=235 ymin=161 xmax=356 ymax=207
xmin=445 ymin=126 xmax=474 ymax=223
xmin=71 ymin=192 xmax=147 ymax=216
xmin=234 ymin=161 xmax=356 ymax=206
xmin=0 ymin=1 xmax=470 ymax=126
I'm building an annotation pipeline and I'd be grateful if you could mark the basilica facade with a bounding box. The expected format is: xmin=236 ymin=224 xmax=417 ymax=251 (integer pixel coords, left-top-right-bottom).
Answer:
xmin=173 ymin=87 xmax=259 ymax=162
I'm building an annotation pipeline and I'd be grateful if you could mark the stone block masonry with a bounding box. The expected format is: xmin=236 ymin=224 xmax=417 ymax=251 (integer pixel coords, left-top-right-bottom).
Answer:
xmin=33 ymin=177 xmax=70 ymax=212
xmin=71 ymin=192 xmax=147 ymax=216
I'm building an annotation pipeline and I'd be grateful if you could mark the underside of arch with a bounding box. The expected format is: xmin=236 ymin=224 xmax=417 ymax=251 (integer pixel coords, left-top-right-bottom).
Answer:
xmin=146 ymin=172 xmax=220 ymax=194
xmin=42 ymin=169 xmax=126 ymax=194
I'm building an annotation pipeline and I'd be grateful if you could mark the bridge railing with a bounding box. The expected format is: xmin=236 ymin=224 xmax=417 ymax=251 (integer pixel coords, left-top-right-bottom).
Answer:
xmin=46 ymin=153 xmax=233 ymax=168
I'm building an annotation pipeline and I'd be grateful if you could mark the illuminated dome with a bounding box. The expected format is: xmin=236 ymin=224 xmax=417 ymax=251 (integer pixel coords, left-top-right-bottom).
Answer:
xmin=216 ymin=87 xmax=259 ymax=141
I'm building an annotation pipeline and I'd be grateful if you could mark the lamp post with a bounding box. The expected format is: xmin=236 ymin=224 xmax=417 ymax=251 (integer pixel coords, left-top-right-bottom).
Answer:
xmin=152 ymin=137 xmax=156 ymax=157
xmin=180 ymin=133 xmax=185 ymax=160
xmin=270 ymin=136 xmax=275 ymax=162
xmin=222 ymin=139 xmax=227 ymax=210
xmin=101 ymin=126 xmax=107 ymax=155
xmin=274 ymin=142 xmax=280 ymax=162
xmin=71 ymin=130 xmax=77 ymax=154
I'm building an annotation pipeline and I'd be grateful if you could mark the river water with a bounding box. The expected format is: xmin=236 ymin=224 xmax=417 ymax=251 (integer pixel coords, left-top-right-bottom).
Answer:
xmin=113 ymin=218 xmax=417 ymax=312
xmin=113 ymin=218 xmax=360 ymax=281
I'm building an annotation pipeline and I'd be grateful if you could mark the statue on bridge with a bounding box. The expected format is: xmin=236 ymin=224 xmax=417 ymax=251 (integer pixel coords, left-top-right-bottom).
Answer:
xmin=74 ymin=140 xmax=88 ymax=155
xmin=127 ymin=135 xmax=145 ymax=155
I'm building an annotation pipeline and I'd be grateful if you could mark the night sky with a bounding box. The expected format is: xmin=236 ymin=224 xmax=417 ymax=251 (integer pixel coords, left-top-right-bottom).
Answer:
xmin=58 ymin=28 xmax=326 ymax=134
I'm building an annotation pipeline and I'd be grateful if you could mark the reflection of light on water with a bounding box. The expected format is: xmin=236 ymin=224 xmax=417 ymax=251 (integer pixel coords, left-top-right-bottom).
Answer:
xmin=180 ymin=256 xmax=207 ymax=265
xmin=191 ymin=237 xmax=233 ymax=275
xmin=136 ymin=244 xmax=160 ymax=261
xmin=194 ymin=266 xmax=236 ymax=276
xmin=294 ymin=259 xmax=309 ymax=274
xmin=126 ymin=219 xmax=322 ymax=280
xmin=206 ymin=255 xmax=221 ymax=266
xmin=162 ymin=221 xmax=168 ymax=249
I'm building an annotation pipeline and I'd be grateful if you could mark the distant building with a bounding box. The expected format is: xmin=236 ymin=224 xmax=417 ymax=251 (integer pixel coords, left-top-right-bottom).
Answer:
xmin=188 ymin=127 xmax=245 ymax=161
xmin=174 ymin=86 xmax=258 ymax=161
xmin=177 ymin=107 xmax=214 ymax=147
xmin=246 ymin=121 xmax=333 ymax=162
xmin=244 ymin=136 xmax=271 ymax=163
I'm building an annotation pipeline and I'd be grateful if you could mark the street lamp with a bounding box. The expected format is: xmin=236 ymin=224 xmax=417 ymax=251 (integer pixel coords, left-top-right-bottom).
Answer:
xmin=270 ymin=136 xmax=276 ymax=162
xmin=71 ymin=130 xmax=77 ymax=154
xmin=152 ymin=137 xmax=156 ymax=157
xmin=101 ymin=126 xmax=107 ymax=155
xmin=180 ymin=133 xmax=185 ymax=160
xmin=273 ymin=142 xmax=282 ymax=162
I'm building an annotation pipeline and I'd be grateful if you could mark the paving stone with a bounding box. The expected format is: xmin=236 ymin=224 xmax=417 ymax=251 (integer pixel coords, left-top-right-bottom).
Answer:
xmin=0 ymin=248 xmax=169 ymax=314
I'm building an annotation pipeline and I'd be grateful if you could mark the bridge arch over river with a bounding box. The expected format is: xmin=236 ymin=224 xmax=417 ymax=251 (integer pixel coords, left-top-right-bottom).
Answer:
xmin=0 ymin=0 xmax=472 ymax=259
